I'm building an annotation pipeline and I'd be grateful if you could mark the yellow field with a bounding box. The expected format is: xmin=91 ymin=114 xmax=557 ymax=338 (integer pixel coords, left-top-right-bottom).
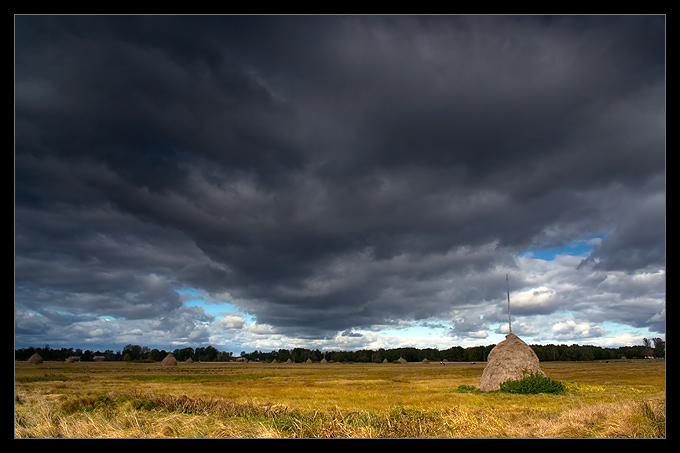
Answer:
xmin=14 ymin=359 xmax=665 ymax=438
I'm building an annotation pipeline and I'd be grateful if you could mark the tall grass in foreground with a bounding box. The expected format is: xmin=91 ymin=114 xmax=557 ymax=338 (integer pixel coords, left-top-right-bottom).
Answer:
xmin=15 ymin=389 xmax=665 ymax=438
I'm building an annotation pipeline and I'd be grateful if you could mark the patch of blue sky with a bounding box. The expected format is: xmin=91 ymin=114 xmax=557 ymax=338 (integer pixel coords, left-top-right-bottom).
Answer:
xmin=601 ymin=321 xmax=655 ymax=338
xmin=377 ymin=324 xmax=442 ymax=338
xmin=521 ymin=234 xmax=605 ymax=261
xmin=175 ymin=287 xmax=254 ymax=321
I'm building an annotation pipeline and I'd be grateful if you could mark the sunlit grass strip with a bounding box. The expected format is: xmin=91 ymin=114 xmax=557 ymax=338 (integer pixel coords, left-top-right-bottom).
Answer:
xmin=15 ymin=389 xmax=665 ymax=438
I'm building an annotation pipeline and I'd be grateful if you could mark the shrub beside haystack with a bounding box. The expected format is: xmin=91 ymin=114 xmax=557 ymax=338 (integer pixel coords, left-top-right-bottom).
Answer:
xmin=477 ymin=333 xmax=545 ymax=391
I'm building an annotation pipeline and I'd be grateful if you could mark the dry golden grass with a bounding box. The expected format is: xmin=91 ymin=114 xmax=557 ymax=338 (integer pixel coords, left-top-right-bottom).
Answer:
xmin=15 ymin=359 xmax=664 ymax=438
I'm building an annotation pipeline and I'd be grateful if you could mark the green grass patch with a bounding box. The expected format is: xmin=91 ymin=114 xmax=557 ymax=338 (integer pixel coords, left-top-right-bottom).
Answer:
xmin=125 ymin=373 xmax=274 ymax=383
xmin=15 ymin=374 xmax=89 ymax=383
xmin=61 ymin=394 xmax=156 ymax=413
xmin=453 ymin=384 xmax=483 ymax=393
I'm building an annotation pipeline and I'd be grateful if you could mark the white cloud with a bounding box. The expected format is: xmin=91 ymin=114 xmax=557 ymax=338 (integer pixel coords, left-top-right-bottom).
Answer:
xmin=552 ymin=319 xmax=605 ymax=339
xmin=589 ymin=332 xmax=647 ymax=348
xmin=215 ymin=315 xmax=246 ymax=330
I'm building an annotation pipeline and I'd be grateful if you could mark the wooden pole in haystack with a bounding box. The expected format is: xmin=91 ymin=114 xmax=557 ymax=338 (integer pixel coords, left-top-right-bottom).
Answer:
xmin=506 ymin=274 xmax=512 ymax=334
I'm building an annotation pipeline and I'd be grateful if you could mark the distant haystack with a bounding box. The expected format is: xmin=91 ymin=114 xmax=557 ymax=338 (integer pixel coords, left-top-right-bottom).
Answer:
xmin=27 ymin=353 xmax=43 ymax=364
xmin=477 ymin=333 xmax=545 ymax=391
xmin=397 ymin=357 xmax=407 ymax=364
xmin=306 ymin=358 xmax=313 ymax=363
xmin=162 ymin=353 xmax=178 ymax=367
xmin=320 ymin=358 xmax=327 ymax=364
xmin=186 ymin=357 xmax=193 ymax=363
xmin=422 ymin=358 xmax=430 ymax=363
xmin=286 ymin=358 xmax=292 ymax=363
xmin=383 ymin=358 xmax=388 ymax=363
xmin=271 ymin=359 xmax=278 ymax=363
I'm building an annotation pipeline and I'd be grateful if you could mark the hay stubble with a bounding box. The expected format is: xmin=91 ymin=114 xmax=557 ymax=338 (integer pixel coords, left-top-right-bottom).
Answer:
xmin=15 ymin=360 xmax=664 ymax=438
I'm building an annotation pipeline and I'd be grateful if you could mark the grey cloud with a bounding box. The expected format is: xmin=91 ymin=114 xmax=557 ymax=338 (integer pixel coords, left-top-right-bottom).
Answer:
xmin=15 ymin=15 xmax=665 ymax=348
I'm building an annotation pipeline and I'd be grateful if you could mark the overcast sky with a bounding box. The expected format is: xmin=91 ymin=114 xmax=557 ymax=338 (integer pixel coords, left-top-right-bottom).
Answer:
xmin=15 ymin=15 xmax=665 ymax=354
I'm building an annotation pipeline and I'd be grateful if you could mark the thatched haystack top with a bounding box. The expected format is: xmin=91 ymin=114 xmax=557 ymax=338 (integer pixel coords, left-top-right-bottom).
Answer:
xmin=162 ymin=353 xmax=178 ymax=366
xmin=477 ymin=333 xmax=545 ymax=391
xmin=27 ymin=352 xmax=43 ymax=364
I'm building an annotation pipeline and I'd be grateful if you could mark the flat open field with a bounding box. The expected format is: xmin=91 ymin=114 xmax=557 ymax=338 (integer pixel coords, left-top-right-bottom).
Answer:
xmin=14 ymin=359 xmax=665 ymax=438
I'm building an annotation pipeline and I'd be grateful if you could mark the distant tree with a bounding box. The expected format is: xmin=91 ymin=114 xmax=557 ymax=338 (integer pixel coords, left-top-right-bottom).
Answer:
xmin=173 ymin=347 xmax=194 ymax=361
xmin=123 ymin=344 xmax=143 ymax=361
xmin=652 ymin=338 xmax=665 ymax=358
xmin=217 ymin=351 xmax=233 ymax=362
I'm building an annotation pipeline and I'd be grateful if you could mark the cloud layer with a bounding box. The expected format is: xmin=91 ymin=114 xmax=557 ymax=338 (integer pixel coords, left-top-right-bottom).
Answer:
xmin=15 ymin=15 xmax=665 ymax=351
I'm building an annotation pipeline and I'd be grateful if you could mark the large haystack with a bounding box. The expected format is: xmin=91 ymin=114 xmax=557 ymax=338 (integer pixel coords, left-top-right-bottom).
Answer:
xmin=162 ymin=353 xmax=178 ymax=366
xmin=27 ymin=352 xmax=43 ymax=364
xmin=477 ymin=333 xmax=545 ymax=391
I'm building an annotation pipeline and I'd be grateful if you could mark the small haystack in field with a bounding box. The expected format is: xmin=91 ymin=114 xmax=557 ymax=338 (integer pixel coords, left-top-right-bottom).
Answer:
xmin=383 ymin=358 xmax=388 ymax=363
xmin=162 ymin=353 xmax=178 ymax=367
xmin=477 ymin=333 xmax=545 ymax=391
xmin=305 ymin=358 xmax=313 ymax=363
xmin=286 ymin=358 xmax=292 ymax=363
xmin=320 ymin=358 xmax=327 ymax=364
xmin=186 ymin=357 xmax=193 ymax=363
xmin=27 ymin=353 xmax=43 ymax=364
xmin=397 ymin=357 xmax=407 ymax=364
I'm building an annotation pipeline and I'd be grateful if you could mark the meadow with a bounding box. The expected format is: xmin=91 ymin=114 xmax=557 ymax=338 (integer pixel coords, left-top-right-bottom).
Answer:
xmin=14 ymin=359 xmax=665 ymax=438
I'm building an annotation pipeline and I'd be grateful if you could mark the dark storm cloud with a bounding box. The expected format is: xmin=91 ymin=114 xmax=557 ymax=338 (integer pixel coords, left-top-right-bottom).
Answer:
xmin=15 ymin=15 xmax=665 ymax=347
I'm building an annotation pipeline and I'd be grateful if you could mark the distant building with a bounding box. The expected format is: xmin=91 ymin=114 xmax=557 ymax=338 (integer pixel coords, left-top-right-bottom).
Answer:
xmin=92 ymin=356 xmax=106 ymax=362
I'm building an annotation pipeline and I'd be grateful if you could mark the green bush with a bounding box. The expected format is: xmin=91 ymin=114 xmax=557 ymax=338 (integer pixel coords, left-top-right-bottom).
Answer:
xmin=454 ymin=384 xmax=481 ymax=393
xmin=499 ymin=373 xmax=566 ymax=394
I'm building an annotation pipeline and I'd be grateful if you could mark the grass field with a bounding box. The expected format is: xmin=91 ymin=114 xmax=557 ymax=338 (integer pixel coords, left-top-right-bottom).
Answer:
xmin=14 ymin=359 xmax=665 ymax=438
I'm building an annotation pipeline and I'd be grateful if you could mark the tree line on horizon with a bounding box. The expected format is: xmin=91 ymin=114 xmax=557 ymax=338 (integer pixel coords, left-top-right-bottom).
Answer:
xmin=15 ymin=338 xmax=664 ymax=363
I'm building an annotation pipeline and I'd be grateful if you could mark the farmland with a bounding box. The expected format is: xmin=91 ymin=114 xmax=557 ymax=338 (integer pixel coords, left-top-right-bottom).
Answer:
xmin=14 ymin=359 xmax=665 ymax=438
